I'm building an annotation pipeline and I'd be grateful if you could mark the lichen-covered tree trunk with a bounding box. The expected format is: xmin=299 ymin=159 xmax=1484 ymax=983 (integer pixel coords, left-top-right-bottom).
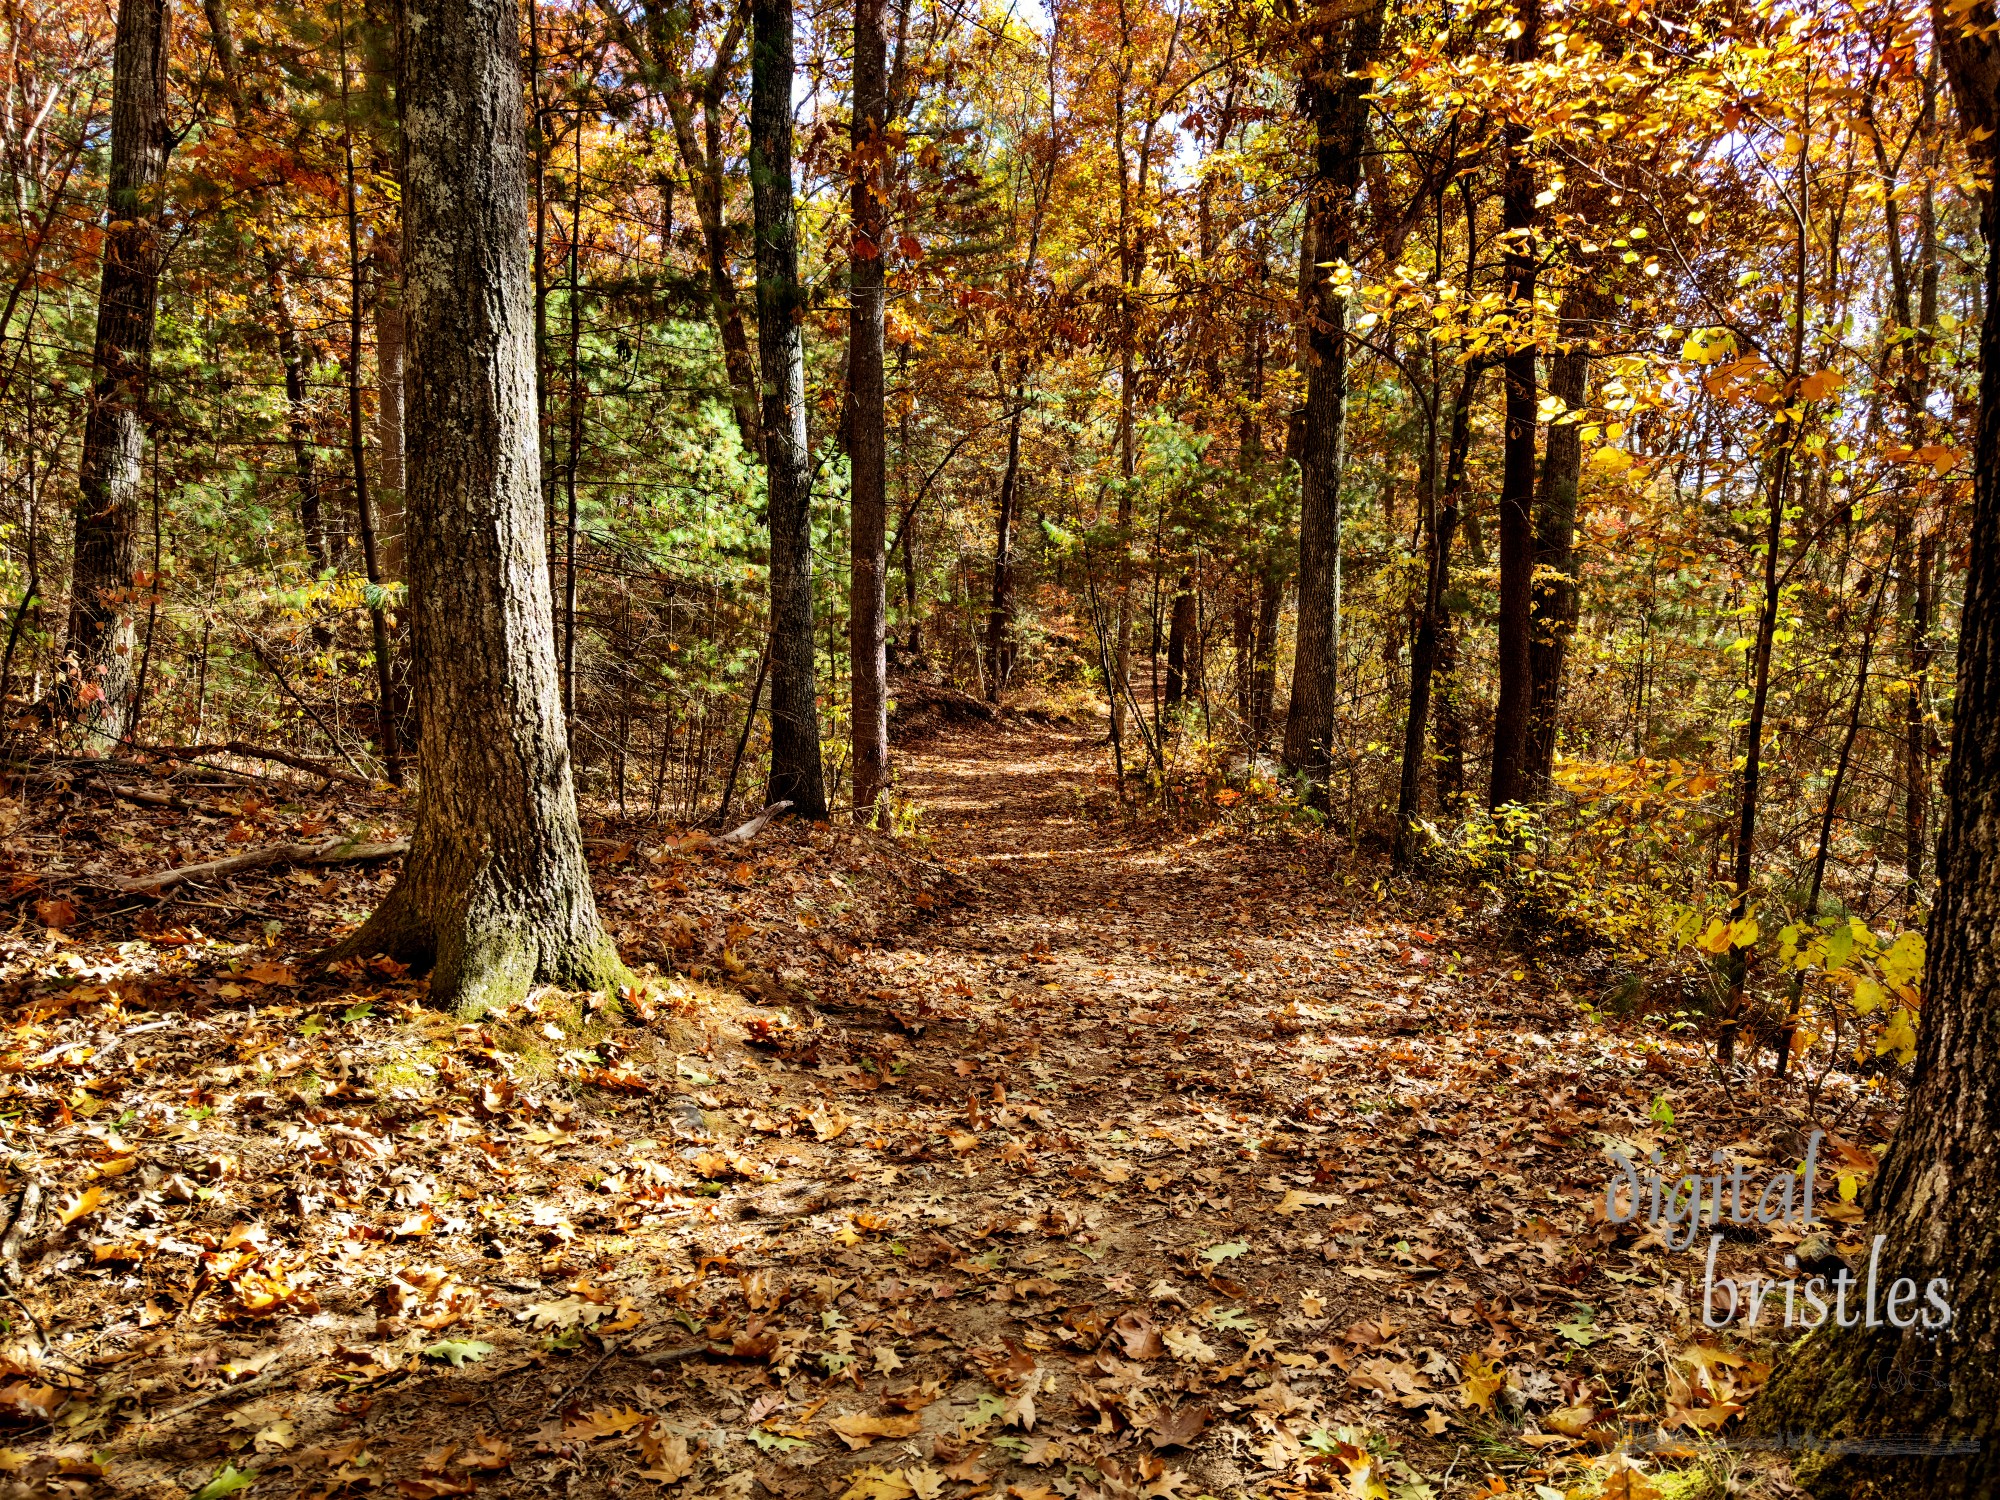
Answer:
xmin=751 ymin=0 xmax=828 ymax=820
xmin=331 ymin=0 xmax=628 ymax=1015
xmin=64 ymin=0 xmax=170 ymax=751
xmin=1281 ymin=0 xmax=1384 ymax=802
xmin=1751 ymin=33 xmax=2000 ymax=1489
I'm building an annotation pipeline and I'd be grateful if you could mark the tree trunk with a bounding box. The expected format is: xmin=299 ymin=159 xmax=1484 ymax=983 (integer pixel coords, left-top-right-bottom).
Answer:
xmin=1281 ymin=0 xmax=1384 ymax=801
xmin=624 ymin=0 xmax=761 ymax=457
xmin=64 ymin=0 xmax=171 ymax=751
xmin=1488 ymin=0 xmax=1541 ymax=811
xmin=985 ymin=378 xmax=1024 ymax=701
xmin=332 ymin=0 xmax=628 ymax=1015
xmin=1251 ymin=567 xmax=1280 ymax=749
xmin=1524 ymin=302 xmax=1589 ymax=795
xmin=849 ymin=0 xmax=890 ymax=821
xmin=1394 ymin=363 xmax=1478 ymax=864
xmin=1165 ymin=569 xmax=1195 ymax=721
xmin=337 ymin=1 xmax=402 ymax=783
xmin=266 ymin=254 xmax=331 ymax=575
xmin=751 ymin=0 xmax=828 ymax=819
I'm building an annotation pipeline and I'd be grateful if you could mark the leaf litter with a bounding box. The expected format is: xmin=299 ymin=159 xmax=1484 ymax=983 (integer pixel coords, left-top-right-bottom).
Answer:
xmin=0 ymin=725 xmax=1881 ymax=1497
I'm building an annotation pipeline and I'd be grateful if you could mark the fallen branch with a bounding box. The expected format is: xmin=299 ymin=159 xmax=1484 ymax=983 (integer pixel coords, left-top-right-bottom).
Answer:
xmin=106 ymin=833 xmax=410 ymax=896
xmin=718 ymin=800 xmax=793 ymax=845
xmin=137 ymin=740 xmax=374 ymax=787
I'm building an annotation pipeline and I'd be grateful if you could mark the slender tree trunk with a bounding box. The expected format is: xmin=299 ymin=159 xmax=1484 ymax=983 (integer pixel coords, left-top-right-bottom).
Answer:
xmin=751 ymin=0 xmax=827 ymax=819
xmin=1232 ymin=592 xmax=1254 ymax=723
xmin=562 ymin=114 xmax=584 ymax=729
xmin=627 ymin=0 xmax=760 ymax=456
xmin=337 ymin=0 xmax=402 ymax=783
xmin=849 ymin=0 xmax=890 ymax=820
xmin=1165 ymin=569 xmax=1194 ymax=721
xmin=64 ymin=0 xmax=171 ymax=751
xmin=985 ymin=378 xmax=1024 ymax=701
xmin=332 ymin=0 xmax=628 ymax=1014
xmin=1488 ymin=0 xmax=1541 ymax=810
xmin=1395 ymin=364 xmax=1478 ymax=863
xmin=1525 ymin=299 xmax=1590 ymax=794
xmin=1281 ymin=0 xmax=1384 ymax=801
xmin=1251 ymin=568 xmax=1280 ymax=749
xmin=266 ymin=255 xmax=330 ymax=574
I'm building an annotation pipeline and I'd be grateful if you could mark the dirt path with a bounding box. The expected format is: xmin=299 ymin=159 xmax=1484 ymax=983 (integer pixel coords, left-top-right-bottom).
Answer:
xmin=10 ymin=720 xmax=1809 ymax=1500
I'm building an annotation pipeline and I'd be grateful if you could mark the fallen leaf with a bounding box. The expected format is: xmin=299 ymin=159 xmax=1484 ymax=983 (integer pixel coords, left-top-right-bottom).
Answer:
xmin=563 ymin=1407 xmax=650 ymax=1441
xmin=34 ymin=897 xmax=76 ymax=930
xmin=1147 ymin=1403 xmax=1212 ymax=1450
xmin=828 ymin=1411 xmax=924 ymax=1449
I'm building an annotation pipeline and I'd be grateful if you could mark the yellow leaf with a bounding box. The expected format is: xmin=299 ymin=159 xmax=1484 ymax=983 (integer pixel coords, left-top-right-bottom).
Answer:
xmin=1697 ymin=918 xmax=1732 ymax=955
xmin=1460 ymin=1353 xmax=1507 ymax=1413
xmin=1877 ymin=1008 xmax=1918 ymax=1066
xmin=58 ymin=1185 xmax=103 ymax=1226
xmin=1591 ymin=447 xmax=1634 ymax=474
xmin=1272 ymin=1188 xmax=1333 ymax=1214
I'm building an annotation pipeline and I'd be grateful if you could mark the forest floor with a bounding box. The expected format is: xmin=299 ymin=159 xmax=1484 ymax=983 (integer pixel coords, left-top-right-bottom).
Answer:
xmin=0 ymin=715 xmax=1886 ymax=1500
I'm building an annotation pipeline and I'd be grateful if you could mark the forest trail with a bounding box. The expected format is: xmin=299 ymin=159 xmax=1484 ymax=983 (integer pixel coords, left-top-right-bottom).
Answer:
xmin=5 ymin=720 xmax=1812 ymax=1500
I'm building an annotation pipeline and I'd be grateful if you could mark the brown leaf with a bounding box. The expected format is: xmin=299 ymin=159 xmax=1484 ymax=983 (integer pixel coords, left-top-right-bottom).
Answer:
xmin=1111 ymin=1312 xmax=1163 ymax=1361
xmin=828 ymin=1411 xmax=924 ymax=1449
xmin=34 ymin=897 xmax=76 ymax=930
xmin=563 ymin=1407 xmax=651 ymax=1441
xmin=1146 ymin=1403 xmax=1212 ymax=1450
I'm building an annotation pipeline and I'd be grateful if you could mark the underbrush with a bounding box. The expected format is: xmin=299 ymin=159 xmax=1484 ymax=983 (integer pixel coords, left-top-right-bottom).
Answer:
xmin=1401 ymin=756 xmax=1923 ymax=1107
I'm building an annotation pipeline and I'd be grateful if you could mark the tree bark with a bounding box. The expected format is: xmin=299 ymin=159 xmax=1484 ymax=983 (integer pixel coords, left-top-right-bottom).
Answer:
xmin=64 ymin=0 xmax=171 ymax=751
xmin=1394 ymin=363 xmax=1478 ymax=864
xmin=1488 ymin=0 xmax=1541 ymax=811
xmin=374 ymin=298 xmax=407 ymax=580
xmin=1752 ymin=31 xmax=2000 ymax=1492
xmin=337 ymin=0 xmax=402 ymax=783
xmin=1281 ymin=0 xmax=1384 ymax=801
xmin=266 ymin=254 xmax=331 ymax=575
xmin=331 ymin=0 xmax=629 ymax=1015
xmin=1165 ymin=569 xmax=1195 ymax=721
xmin=1524 ymin=300 xmax=1589 ymax=794
xmin=751 ymin=0 xmax=828 ymax=819
xmin=849 ymin=0 xmax=890 ymax=820
xmin=985 ymin=378 xmax=1025 ymax=701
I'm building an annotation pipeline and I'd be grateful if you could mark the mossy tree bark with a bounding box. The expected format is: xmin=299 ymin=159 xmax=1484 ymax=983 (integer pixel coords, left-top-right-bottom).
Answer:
xmin=1752 ymin=20 xmax=2000 ymax=1489
xmin=332 ymin=0 xmax=628 ymax=1016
